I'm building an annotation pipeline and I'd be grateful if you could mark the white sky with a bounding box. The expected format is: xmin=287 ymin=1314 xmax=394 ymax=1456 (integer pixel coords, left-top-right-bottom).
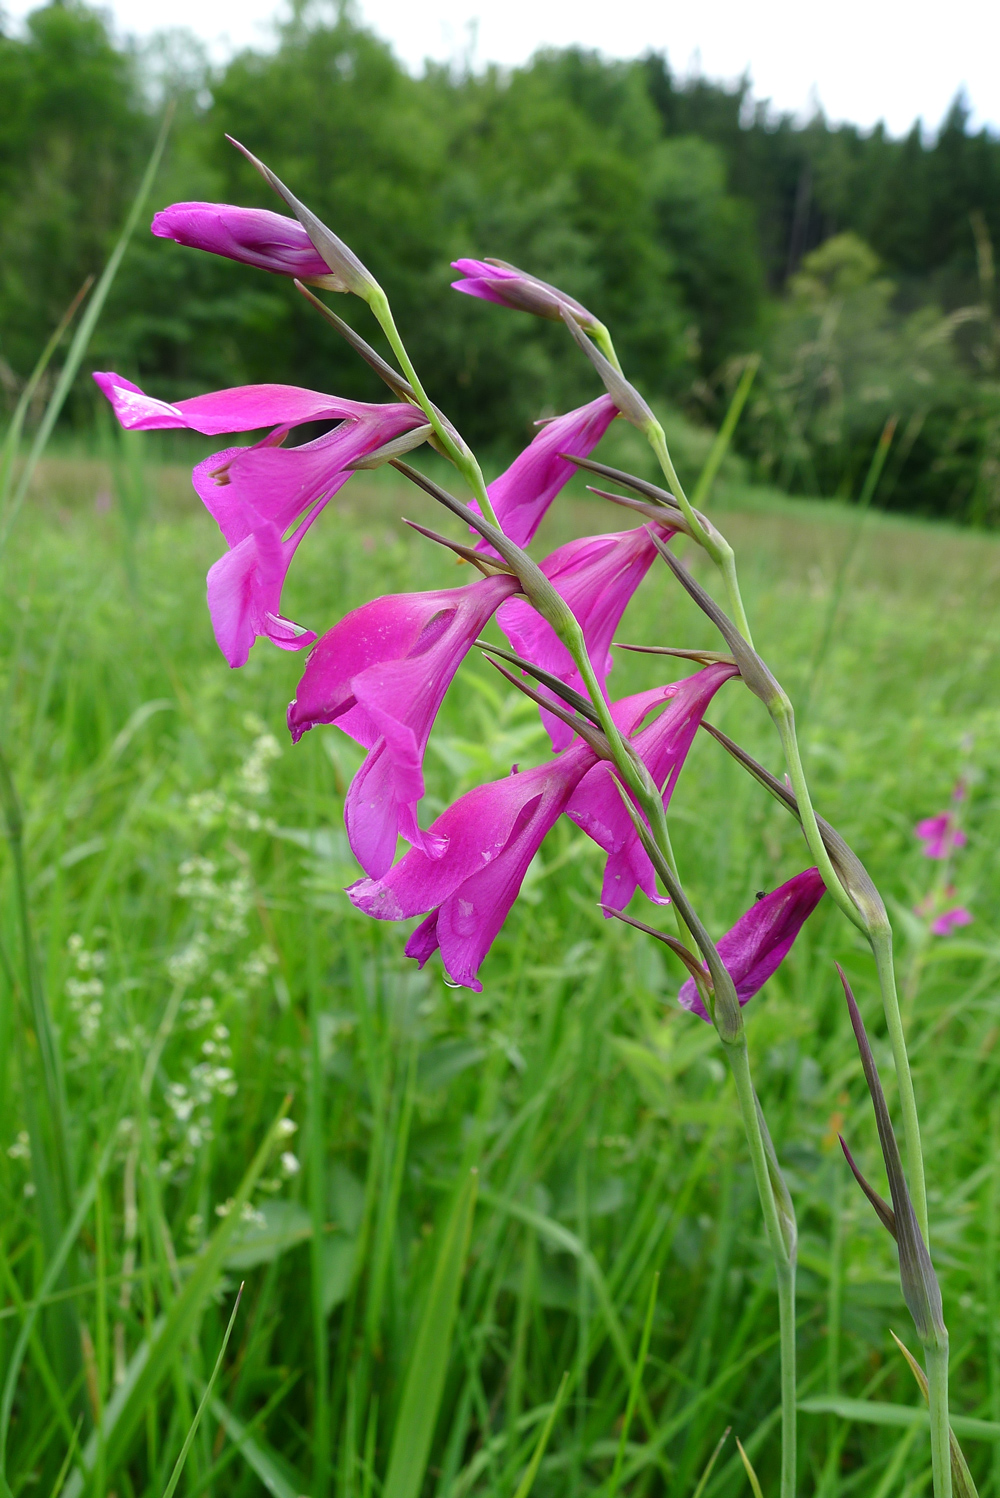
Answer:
xmin=5 ymin=0 xmax=999 ymax=137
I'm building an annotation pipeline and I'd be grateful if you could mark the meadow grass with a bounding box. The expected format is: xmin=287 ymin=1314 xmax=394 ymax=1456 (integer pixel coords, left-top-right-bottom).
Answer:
xmin=2 ymin=437 xmax=1000 ymax=1498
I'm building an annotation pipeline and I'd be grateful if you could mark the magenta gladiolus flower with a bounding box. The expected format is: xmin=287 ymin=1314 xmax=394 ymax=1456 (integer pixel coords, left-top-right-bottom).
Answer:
xmin=151 ymin=202 xmax=333 ymax=281
xmin=930 ymin=906 xmax=973 ymax=937
xmin=568 ymin=664 xmax=738 ymax=911
xmin=451 ymin=258 xmax=600 ymax=330
xmin=287 ymin=574 xmax=520 ymax=877
xmin=914 ymin=812 xmax=967 ymax=859
xmin=498 ymin=521 xmax=677 ymax=749
xmin=94 ymin=372 xmax=428 ymax=667
xmin=473 ymin=394 xmax=618 ymax=550
xmin=679 ymin=869 xmax=827 ymax=1021
xmin=348 ymin=744 xmax=596 ymax=990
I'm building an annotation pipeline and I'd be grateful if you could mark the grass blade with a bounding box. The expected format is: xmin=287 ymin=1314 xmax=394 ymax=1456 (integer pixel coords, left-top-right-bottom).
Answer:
xmin=382 ymin=1167 xmax=478 ymax=1498
xmin=0 ymin=101 xmax=174 ymax=552
xmin=511 ymin=1371 xmax=569 ymax=1498
xmin=691 ymin=354 xmax=759 ymax=507
xmin=160 ymin=1282 xmax=244 ymax=1498
xmin=736 ymin=1436 xmax=765 ymax=1498
xmin=691 ymin=1427 xmax=731 ymax=1498
xmin=207 ymin=1394 xmax=304 ymax=1498
xmin=61 ymin=1100 xmax=290 ymax=1494
xmin=0 ymin=277 xmax=93 ymax=511
xmin=606 ymin=1272 xmax=658 ymax=1498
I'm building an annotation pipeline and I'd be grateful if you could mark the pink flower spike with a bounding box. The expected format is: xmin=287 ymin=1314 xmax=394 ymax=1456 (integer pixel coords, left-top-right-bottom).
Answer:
xmin=679 ymin=869 xmax=827 ymax=1022
xmin=451 ymin=258 xmax=600 ymax=330
xmin=152 ymin=202 xmax=332 ymax=281
xmin=914 ymin=813 xmax=967 ymax=859
xmin=348 ymin=744 xmax=596 ymax=990
xmin=288 ymin=574 xmax=519 ymax=877
xmin=568 ymin=664 xmax=739 ymax=912
xmin=498 ymin=521 xmax=677 ymax=749
xmin=930 ymin=906 xmax=973 ymax=937
xmin=475 ymin=394 xmax=618 ymax=550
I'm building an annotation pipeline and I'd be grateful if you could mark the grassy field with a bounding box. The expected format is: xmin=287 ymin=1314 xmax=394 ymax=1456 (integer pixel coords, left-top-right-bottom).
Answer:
xmin=2 ymin=433 xmax=1000 ymax=1498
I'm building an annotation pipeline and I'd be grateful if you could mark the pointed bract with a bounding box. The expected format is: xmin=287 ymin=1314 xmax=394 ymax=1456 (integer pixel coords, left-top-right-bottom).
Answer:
xmin=498 ymin=522 xmax=677 ymax=748
xmin=679 ymin=868 xmax=827 ymax=1020
xmin=348 ymin=745 xmax=596 ymax=990
xmin=287 ymin=575 xmax=519 ymax=876
xmin=568 ymin=664 xmax=738 ymax=910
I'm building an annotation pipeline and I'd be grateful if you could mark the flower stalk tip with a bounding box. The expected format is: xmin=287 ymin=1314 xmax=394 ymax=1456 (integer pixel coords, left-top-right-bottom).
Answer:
xmin=226 ymin=135 xmax=381 ymax=302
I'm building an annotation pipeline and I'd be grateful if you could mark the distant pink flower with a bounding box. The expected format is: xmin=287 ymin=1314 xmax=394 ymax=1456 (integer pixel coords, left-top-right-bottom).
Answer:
xmin=348 ymin=744 xmax=596 ymax=990
xmin=94 ymin=372 xmax=427 ymax=667
xmin=568 ymin=664 xmax=739 ymax=911
xmin=152 ymin=202 xmax=331 ymax=280
xmin=930 ymin=906 xmax=973 ymax=937
xmin=473 ymin=395 xmax=618 ymax=550
xmin=498 ymin=521 xmax=677 ymax=748
xmin=287 ymin=575 xmax=519 ymax=877
xmin=914 ymin=812 xmax=966 ymax=859
xmin=679 ymin=869 xmax=827 ymax=1021
xmin=451 ymin=258 xmax=600 ymax=330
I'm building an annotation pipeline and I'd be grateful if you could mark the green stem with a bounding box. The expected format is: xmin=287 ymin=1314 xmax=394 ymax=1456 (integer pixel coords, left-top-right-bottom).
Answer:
xmin=925 ymin=1340 xmax=953 ymax=1498
xmin=724 ymin=1033 xmax=797 ymax=1498
xmin=769 ymin=697 xmax=868 ymax=935
xmin=871 ymin=929 xmax=929 ymax=1243
xmin=589 ymin=321 xmax=624 ymax=374
xmin=771 ymin=695 xmax=929 ymax=1242
xmin=645 ymin=423 xmax=754 ymax=645
xmin=369 ymin=290 xmax=502 ymax=531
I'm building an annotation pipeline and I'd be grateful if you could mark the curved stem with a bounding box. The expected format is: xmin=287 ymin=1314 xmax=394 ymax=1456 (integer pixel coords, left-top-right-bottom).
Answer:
xmin=872 ymin=929 xmax=929 ymax=1241
xmin=645 ymin=424 xmax=754 ymax=645
xmin=369 ymin=290 xmax=502 ymax=531
xmin=724 ymin=1033 xmax=797 ymax=1498
xmin=769 ymin=696 xmax=868 ymax=935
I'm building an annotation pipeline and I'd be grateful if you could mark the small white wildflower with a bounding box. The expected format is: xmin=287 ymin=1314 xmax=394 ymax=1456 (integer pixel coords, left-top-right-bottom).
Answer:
xmin=279 ymin=1152 xmax=300 ymax=1177
xmin=167 ymin=933 xmax=211 ymax=985
xmin=215 ymin=1198 xmax=234 ymax=1218
xmin=240 ymin=1202 xmax=266 ymax=1226
xmin=238 ymin=733 xmax=282 ymax=798
xmin=187 ymin=789 xmax=227 ymax=828
xmin=275 ymin=1118 xmax=298 ymax=1139
xmin=23 ymin=1182 xmax=36 ymax=1199
xmin=213 ymin=1023 xmax=230 ymax=1040
xmin=182 ymin=996 xmax=216 ymax=1030
xmin=7 ymin=1131 xmax=30 ymax=1161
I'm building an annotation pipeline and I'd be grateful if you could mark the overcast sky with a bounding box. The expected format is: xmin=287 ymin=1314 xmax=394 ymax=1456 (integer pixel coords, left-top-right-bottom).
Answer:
xmin=5 ymin=0 xmax=999 ymax=137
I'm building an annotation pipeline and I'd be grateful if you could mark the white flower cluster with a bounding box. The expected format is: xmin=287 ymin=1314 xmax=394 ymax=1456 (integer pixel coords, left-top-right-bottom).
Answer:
xmin=65 ymin=933 xmax=106 ymax=1048
xmin=237 ymin=732 xmax=282 ymax=798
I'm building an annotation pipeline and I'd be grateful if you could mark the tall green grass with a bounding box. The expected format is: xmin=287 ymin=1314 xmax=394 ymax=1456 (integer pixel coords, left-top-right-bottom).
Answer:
xmin=1 ymin=447 xmax=1000 ymax=1496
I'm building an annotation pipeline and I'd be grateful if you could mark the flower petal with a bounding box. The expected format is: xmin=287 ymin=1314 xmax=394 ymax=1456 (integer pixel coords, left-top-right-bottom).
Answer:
xmin=679 ymin=868 xmax=827 ymax=1021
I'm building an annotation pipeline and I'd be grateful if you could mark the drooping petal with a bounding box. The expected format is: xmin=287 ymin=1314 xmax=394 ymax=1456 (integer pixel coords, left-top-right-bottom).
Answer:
xmin=568 ymin=664 xmax=739 ymax=911
xmin=679 ymin=868 xmax=827 ymax=1021
xmin=206 ymin=519 xmax=316 ymax=668
xmin=193 ymin=406 xmax=423 ymax=547
xmin=93 ymin=370 xmax=422 ymax=437
xmin=289 ymin=575 xmax=519 ymax=876
xmin=477 ymin=395 xmax=618 ymax=549
xmin=348 ymin=744 xmax=595 ymax=990
xmin=152 ymin=202 xmax=332 ymax=279
xmin=498 ymin=521 xmax=677 ymax=748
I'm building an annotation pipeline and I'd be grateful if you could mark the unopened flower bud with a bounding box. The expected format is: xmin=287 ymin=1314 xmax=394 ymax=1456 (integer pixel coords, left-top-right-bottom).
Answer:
xmin=152 ymin=202 xmax=341 ymax=285
xmin=451 ymin=258 xmax=601 ymax=332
